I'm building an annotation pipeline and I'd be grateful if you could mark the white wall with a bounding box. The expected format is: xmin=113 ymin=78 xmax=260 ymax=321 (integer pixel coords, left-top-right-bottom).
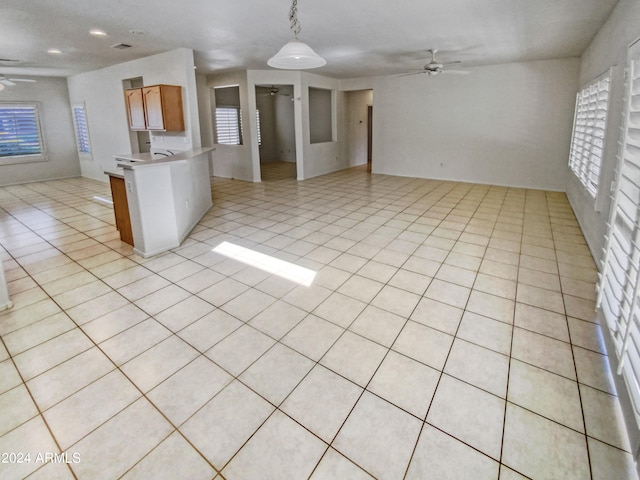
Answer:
xmin=342 ymin=89 xmax=373 ymax=167
xmin=568 ymin=0 xmax=640 ymax=261
xmin=67 ymin=48 xmax=201 ymax=182
xmin=256 ymin=89 xmax=279 ymax=163
xmin=0 ymin=77 xmax=81 ymax=186
xmin=367 ymin=58 xmax=580 ymax=190
xmin=196 ymin=74 xmax=214 ymax=154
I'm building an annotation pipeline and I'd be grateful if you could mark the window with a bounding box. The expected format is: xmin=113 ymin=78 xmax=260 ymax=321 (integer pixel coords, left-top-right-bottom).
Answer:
xmin=596 ymin=43 xmax=640 ymax=426
xmin=72 ymin=103 xmax=91 ymax=156
xmin=568 ymin=72 xmax=611 ymax=197
xmin=256 ymin=109 xmax=262 ymax=146
xmin=215 ymin=107 xmax=242 ymax=145
xmin=0 ymin=103 xmax=46 ymax=163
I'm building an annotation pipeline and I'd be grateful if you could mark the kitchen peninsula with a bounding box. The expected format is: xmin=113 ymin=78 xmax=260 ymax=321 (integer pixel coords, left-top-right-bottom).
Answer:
xmin=106 ymin=147 xmax=214 ymax=257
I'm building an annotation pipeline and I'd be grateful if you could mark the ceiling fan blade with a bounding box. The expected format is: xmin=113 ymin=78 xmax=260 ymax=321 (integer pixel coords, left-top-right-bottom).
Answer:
xmin=398 ymin=71 xmax=426 ymax=77
xmin=0 ymin=79 xmax=16 ymax=86
xmin=442 ymin=70 xmax=471 ymax=75
xmin=10 ymin=78 xmax=37 ymax=83
xmin=441 ymin=60 xmax=462 ymax=65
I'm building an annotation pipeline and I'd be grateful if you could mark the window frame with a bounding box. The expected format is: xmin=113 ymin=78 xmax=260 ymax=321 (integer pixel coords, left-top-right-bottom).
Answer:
xmin=0 ymin=102 xmax=47 ymax=165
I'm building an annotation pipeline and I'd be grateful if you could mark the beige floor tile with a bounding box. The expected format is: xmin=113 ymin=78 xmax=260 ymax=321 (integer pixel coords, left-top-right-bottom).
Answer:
xmin=180 ymin=380 xmax=274 ymax=468
xmin=44 ymin=370 xmax=140 ymax=449
xmin=283 ymin=284 xmax=333 ymax=312
xmin=205 ymin=325 xmax=275 ymax=376
xmin=27 ymin=347 xmax=114 ymax=411
xmin=99 ymin=318 xmax=171 ymax=366
xmin=406 ymin=425 xmax=499 ymax=480
xmin=0 ymin=385 xmax=39 ymax=436
xmin=178 ymin=309 xmax=242 ymax=352
xmin=220 ymin=288 xmax=276 ymax=321
xmin=568 ymin=317 xmax=605 ymax=353
xmin=196 ymin=277 xmax=249 ymax=307
xmin=282 ymin=315 xmax=343 ymax=361
xmin=513 ymin=302 xmax=569 ymax=342
xmin=13 ymin=329 xmax=93 ymax=380
xmin=117 ymin=275 xmax=171 ymax=303
xmin=474 ymin=272 xmax=517 ymax=299
xmin=281 ymin=364 xmax=363 ymax=442
xmin=502 ymin=403 xmax=590 ymax=480
xmin=563 ymin=294 xmax=597 ymax=322
xmin=457 ymin=311 xmax=512 ymax=355
xmin=410 ymin=297 xmax=463 ymax=335
xmin=314 ymin=292 xmax=367 ymax=328
xmin=499 ymin=466 xmax=529 ymax=479
xmin=371 ymin=285 xmax=420 ymax=318
xmin=155 ymin=296 xmax=215 ymax=332
xmin=402 ymin=255 xmax=441 ymax=277
xmin=121 ymin=336 xmax=199 ymax=393
xmin=240 ymin=343 xmax=314 ymax=405
xmin=81 ymin=304 xmax=148 ymax=343
xmin=0 ymin=359 xmax=22 ymax=395
xmin=121 ymin=432 xmax=215 ymax=480
xmin=249 ymin=300 xmax=307 ymax=339
xmin=26 ymin=461 xmax=76 ymax=480
xmin=336 ymin=275 xmax=384 ymax=303
xmin=573 ymin=346 xmax=616 ymax=394
xmin=357 ymin=260 xmax=397 ymax=283
xmin=445 ymin=339 xmax=509 ymax=398
xmin=508 ymin=360 xmax=583 ymax=431
xmin=511 ymin=327 xmax=575 ymax=380
xmin=175 ymin=268 xmax=225 ymax=293
xmin=320 ymin=332 xmax=387 ymax=387
xmin=588 ymin=437 xmax=637 ymax=480
xmin=334 ymin=392 xmax=422 ymax=480
xmin=580 ymin=384 xmax=631 ymax=451
xmin=393 ymin=321 xmax=453 ymax=370
xmin=427 ymin=375 xmax=504 ymax=460
xmin=310 ymin=448 xmax=375 ymax=480
xmin=2 ymin=312 xmax=75 ymax=356
xmin=69 ymin=398 xmax=173 ymax=480
xmin=0 ymin=417 xmax=59 ymax=479
xmin=516 ymin=283 xmax=564 ymax=314
xmin=424 ymin=279 xmax=471 ymax=309
xmin=147 ymin=355 xmax=232 ymax=426
xmin=223 ymin=410 xmax=326 ymax=480
xmin=349 ymin=305 xmax=406 ymax=347
xmin=368 ymin=350 xmax=439 ymax=418
xmin=435 ymin=264 xmax=477 ymax=288
xmin=467 ymin=290 xmax=515 ymax=324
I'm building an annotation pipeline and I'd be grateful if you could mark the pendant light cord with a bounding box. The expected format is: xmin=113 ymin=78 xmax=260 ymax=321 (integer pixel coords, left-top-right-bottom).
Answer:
xmin=289 ymin=0 xmax=301 ymax=39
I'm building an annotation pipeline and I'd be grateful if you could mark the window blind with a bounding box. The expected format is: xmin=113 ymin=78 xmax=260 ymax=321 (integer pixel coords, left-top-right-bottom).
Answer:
xmin=597 ymin=49 xmax=640 ymax=427
xmin=72 ymin=104 xmax=91 ymax=154
xmin=256 ymin=109 xmax=262 ymax=146
xmin=215 ymin=107 xmax=242 ymax=145
xmin=569 ymin=73 xmax=611 ymax=197
xmin=0 ymin=104 xmax=43 ymax=157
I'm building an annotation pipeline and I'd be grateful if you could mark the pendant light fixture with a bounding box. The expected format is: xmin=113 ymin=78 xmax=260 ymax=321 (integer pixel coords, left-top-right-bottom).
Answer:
xmin=268 ymin=0 xmax=326 ymax=70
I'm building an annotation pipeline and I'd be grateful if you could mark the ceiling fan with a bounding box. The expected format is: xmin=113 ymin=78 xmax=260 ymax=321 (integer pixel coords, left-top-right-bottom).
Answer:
xmin=401 ymin=49 xmax=470 ymax=77
xmin=258 ymin=86 xmax=291 ymax=97
xmin=0 ymin=76 xmax=37 ymax=87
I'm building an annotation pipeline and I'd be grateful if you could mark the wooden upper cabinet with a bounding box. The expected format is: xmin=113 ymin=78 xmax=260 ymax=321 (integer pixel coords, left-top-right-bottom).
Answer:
xmin=125 ymin=88 xmax=146 ymax=130
xmin=124 ymin=84 xmax=184 ymax=131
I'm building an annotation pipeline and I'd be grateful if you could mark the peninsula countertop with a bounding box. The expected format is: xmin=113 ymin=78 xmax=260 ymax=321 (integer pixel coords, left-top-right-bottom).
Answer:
xmin=114 ymin=147 xmax=215 ymax=169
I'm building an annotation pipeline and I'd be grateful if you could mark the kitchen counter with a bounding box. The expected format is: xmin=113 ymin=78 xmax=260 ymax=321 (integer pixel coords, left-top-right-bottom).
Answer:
xmin=106 ymin=148 xmax=215 ymax=257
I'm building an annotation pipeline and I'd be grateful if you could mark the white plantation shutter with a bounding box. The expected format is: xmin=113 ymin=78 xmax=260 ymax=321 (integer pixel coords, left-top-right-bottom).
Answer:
xmin=597 ymin=41 xmax=640 ymax=426
xmin=569 ymin=73 xmax=611 ymax=197
xmin=0 ymin=103 xmax=44 ymax=158
xmin=72 ymin=103 xmax=91 ymax=155
xmin=215 ymin=107 xmax=242 ymax=145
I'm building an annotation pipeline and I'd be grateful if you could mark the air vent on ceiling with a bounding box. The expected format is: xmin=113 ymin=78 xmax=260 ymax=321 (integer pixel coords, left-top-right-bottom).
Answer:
xmin=111 ymin=43 xmax=132 ymax=50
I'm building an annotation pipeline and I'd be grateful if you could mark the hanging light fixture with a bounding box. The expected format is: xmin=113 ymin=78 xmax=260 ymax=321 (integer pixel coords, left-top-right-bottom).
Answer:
xmin=268 ymin=0 xmax=326 ymax=70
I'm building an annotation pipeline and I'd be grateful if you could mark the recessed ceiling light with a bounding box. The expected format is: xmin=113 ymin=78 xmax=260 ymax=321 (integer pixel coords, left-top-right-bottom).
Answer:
xmin=47 ymin=48 xmax=63 ymax=55
xmin=89 ymin=29 xmax=108 ymax=37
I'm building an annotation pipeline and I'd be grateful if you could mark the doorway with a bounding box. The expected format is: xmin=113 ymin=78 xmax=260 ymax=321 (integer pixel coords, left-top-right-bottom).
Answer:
xmin=368 ymin=105 xmax=373 ymax=172
xmin=255 ymin=84 xmax=296 ymax=181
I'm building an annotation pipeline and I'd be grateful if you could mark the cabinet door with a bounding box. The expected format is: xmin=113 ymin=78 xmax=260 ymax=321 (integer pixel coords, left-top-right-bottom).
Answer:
xmin=125 ymin=88 xmax=146 ymax=130
xmin=143 ymin=86 xmax=165 ymax=130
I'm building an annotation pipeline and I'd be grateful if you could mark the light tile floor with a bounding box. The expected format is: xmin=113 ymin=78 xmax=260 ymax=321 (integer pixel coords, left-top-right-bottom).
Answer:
xmin=0 ymin=166 xmax=637 ymax=479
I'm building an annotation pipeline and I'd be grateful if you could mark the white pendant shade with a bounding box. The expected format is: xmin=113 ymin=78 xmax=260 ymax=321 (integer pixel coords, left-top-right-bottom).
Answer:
xmin=268 ymin=39 xmax=326 ymax=69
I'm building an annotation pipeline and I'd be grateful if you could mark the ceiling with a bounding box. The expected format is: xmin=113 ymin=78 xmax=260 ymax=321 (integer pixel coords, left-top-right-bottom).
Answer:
xmin=0 ymin=0 xmax=619 ymax=79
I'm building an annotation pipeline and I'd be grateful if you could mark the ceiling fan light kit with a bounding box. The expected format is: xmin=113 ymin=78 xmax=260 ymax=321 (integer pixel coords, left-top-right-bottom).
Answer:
xmin=268 ymin=0 xmax=326 ymax=70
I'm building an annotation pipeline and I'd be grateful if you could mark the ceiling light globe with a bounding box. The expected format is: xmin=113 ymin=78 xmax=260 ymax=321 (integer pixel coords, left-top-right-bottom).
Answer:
xmin=268 ymin=40 xmax=326 ymax=69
